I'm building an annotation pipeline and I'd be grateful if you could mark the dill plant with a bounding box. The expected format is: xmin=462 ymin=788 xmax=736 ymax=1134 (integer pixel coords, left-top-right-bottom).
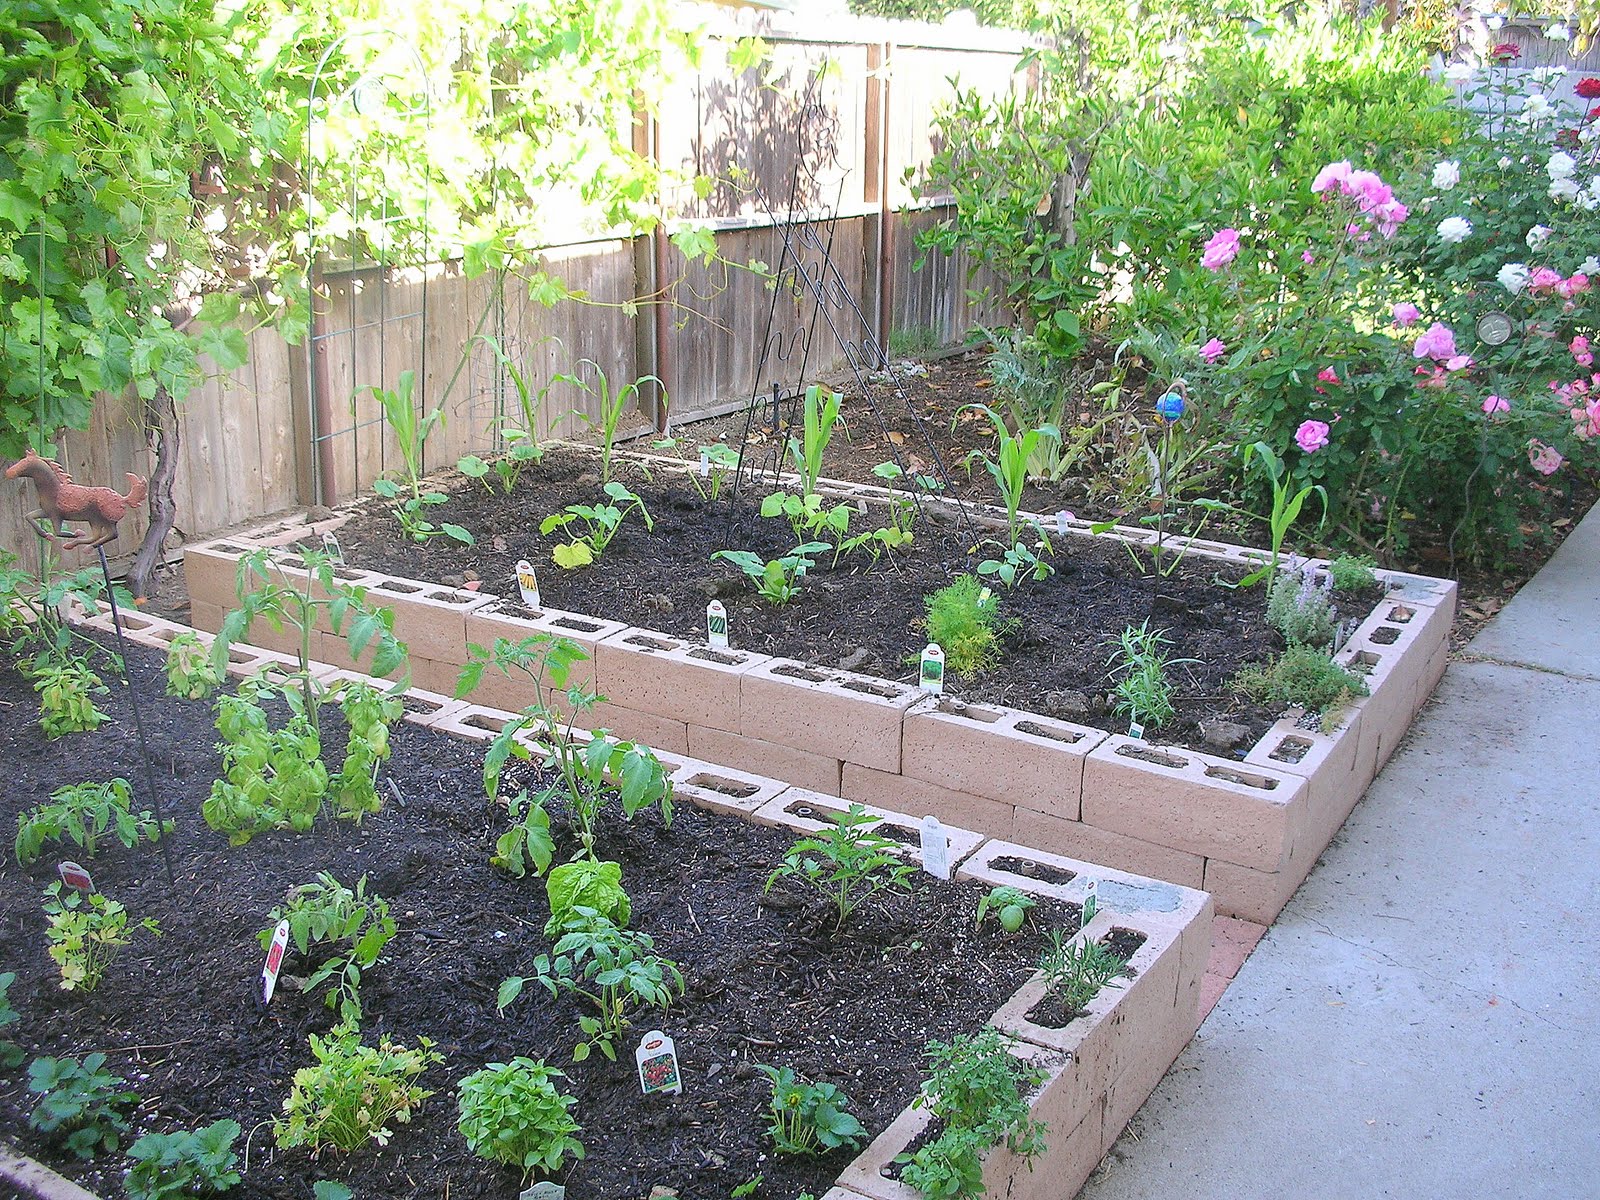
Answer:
xmin=919 ymin=574 xmax=1014 ymax=675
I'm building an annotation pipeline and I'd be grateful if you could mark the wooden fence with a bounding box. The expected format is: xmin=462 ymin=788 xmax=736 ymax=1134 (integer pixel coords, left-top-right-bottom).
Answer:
xmin=1 ymin=9 xmax=1031 ymax=577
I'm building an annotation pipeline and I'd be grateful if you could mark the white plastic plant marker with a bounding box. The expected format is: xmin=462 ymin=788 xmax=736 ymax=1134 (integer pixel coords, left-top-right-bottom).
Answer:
xmin=920 ymin=815 xmax=952 ymax=880
xmin=521 ymin=1184 xmax=566 ymax=1200
xmin=57 ymin=860 xmax=94 ymax=893
xmin=1056 ymin=509 xmax=1069 ymax=536
xmin=322 ymin=531 xmax=344 ymax=564
xmin=698 ymin=448 xmax=710 ymax=476
xmin=515 ymin=559 xmax=541 ymax=610
xmin=261 ymin=918 xmax=291 ymax=1004
xmin=1128 ymin=721 xmax=1145 ymax=740
xmin=636 ymin=1029 xmax=682 ymax=1096
xmin=706 ymin=600 xmax=729 ymax=649
xmin=919 ymin=643 xmax=945 ymax=694
xmin=1082 ymin=879 xmax=1099 ymax=928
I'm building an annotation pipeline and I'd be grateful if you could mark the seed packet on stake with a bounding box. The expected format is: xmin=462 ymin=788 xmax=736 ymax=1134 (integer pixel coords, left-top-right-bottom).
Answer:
xmin=636 ymin=1029 xmax=682 ymax=1096
xmin=706 ymin=600 xmax=729 ymax=649
xmin=261 ymin=918 xmax=290 ymax=1004
xmin=57 ymin=860 xmax=94 ymax=893
xmin=515 ymin=559 xmax=541 ymax=610
xmin=920 ymin=815 xmax=951 ymax=880
xmin=1082 ymin=879 xmax=1099 ymax=928
xmin=919 ymin=643 xmax=945 ymax=694
xmin=322 ymin=531 xmax=344 ymax=564
xmin=521 ymin=1183 xmax=566 ymax=1200
xmin=1128 ymin=720 xmax=1145 ymax=740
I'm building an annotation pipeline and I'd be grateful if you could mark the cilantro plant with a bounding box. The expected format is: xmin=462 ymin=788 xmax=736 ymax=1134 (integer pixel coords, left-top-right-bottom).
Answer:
xmin=275 ymin=1026 xmax=441 ymax=1153
xmin=27 ymin=1052 xmax=140 ymax=1159
xmin=123 ymin=1120 xmax=243 ymax=1200
xmin=259 ymin=872 xmax=397 ymax=1026
xmin=765 ymin=804 xmax=916 ymax=935
xmin=42 ymin=882 xmax=160 ymax=993
xmin=540 ymin=481 xmax=654 ymax=568
xmin=457 ymin=1058 xmax=584 ymax=1181
xmin=503 ymin=909 xmax=684 ymax=1064
xmin=757 ymin=1064 xmax=867 ymax=1156
xmin=15 ymin=778 xmax=170 ymax=865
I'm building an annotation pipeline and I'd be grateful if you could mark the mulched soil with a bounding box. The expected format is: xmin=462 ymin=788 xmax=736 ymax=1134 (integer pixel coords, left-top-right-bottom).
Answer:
xmin=674 ymin=345 xmax=1600 ymax=652
xmin=326 ymin=446 xmax=1307 ymax=757
xmin=0 ymin=637 xmax=1088 ymax=1200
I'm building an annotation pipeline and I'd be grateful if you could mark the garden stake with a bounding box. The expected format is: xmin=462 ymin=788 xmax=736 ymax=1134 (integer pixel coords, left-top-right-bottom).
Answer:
xmin=95 ymin=544 xmax=176 ymax=886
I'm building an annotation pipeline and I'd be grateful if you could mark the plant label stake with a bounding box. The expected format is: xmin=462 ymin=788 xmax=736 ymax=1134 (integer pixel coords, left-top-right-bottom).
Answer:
xmin=636 ymin=1029 xmax=682 ymax=1096
xmin=698 ymin=448 xmax=710 ymax=477
xmin=57 ymin=860 xmax=94 ymax=893
xmin=706 ymin=600 xmax=729 ymax=648
xmin=1082 ymin=880 xmax=1099 ymax=928
xmin=261 ymin=918 xmax=290 ymax=1005
xmin=1128 ymin=720 xmax=1145 ymax=740
xmin=919 ymin=643 xmax=945 ymax=694
xmin=920 ymin=815 xmax=951 ymax=880
xmin=1056 ymin=509 xmax=1070 ymax=536
xmin=520 ymin=1184 xmax=566 ymax=1200
xmin=515 ymin=559 xmax=541 ymax=610
xmin=322 ymin=531 xmax=344 ymax=564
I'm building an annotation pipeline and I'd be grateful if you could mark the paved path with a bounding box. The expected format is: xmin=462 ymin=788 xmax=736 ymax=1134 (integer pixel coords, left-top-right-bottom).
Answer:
xmin=1076 ymin=505 xmax=1600 ymax=1200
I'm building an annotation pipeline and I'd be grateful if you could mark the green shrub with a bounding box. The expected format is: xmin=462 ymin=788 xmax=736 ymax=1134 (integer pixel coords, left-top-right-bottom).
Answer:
xmin=16 ymin=778 xmax=170 ymax=865
xmin=1236 ymin=644 xmax=1368 ymax=725
xmin=27 ymin=1053 xmax=139 ymax=1158
xmin=920 ymin=574 xmax=1013 ymax=676
xmin=1267 ymin=563 xmax=1339 ymax=649
xmin=124 ymin=1120 xmax=242 ymax=1199
xmin=457 ymin=1058 xmax=584 ymax=1180
xmin=1327 ymin=554 xmax=1377 ymax=592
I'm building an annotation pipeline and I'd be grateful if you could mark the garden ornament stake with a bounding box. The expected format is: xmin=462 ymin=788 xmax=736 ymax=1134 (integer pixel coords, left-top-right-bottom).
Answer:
xmin=5 ymin=449 xmax=175 ymax=885
xmin=5 ymin=449 xmax=148 ymax=551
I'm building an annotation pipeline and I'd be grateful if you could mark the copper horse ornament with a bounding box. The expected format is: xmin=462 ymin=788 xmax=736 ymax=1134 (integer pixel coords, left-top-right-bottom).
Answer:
xmin=5 ymin=449 xmax=147 ymax=550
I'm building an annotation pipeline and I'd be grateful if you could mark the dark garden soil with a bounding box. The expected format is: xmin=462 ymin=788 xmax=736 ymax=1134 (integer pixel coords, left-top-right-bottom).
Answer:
xmin=325 ymin=447 xmax=1301 ymax=757
xmin=0 ymin=638 xmax=1087 ymax=1200
xmin=675 ymin=346 xmax=1600 ymax=652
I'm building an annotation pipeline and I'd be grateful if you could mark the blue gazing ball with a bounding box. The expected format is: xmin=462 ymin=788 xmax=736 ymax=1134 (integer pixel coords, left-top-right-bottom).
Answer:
xmin=1155 ymin=391 xmax=1186 ymax=423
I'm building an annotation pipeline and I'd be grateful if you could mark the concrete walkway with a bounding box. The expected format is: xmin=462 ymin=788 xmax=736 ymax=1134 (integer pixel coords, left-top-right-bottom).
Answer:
xmin=1077 ymin=506 xmax=1600 ymax=1200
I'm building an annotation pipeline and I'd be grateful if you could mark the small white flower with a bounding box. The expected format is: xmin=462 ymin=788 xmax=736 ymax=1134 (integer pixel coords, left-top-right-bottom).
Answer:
xmin=1548 ymin=22 xmax=1571 ymax=40
xmin=1436 ymin=216 xmax=1473 ymax=244
xmin=1548 ymin=150 xmax=1579 ymax=180
xmin=1521 ymin=94 xmax=1554 ymax=124
xmin=1537 ymin=65 xmax=1570 ymax=80
xmin=1432 ymin=160 xmax=1461 ymax=190
xmin=1581 ymin=256 xmax=1600 ymax=275
xmin=1581 ymin=192 xmax=1600 ymax=212
xmin=1551 ymin=176 xmax=1583 ymax=201
xmin=1527 ymin=224 xmax=1553 ymax=251
xmin=1488 ymin=14 xmax=1505 ymax=30
xmin=1498 ymin=262 xmax=1532 ymax=293
xmin=1499 ymin=155 xmax=1515 ymax=169
xmin=1444 ymin=61 xmax=1474 ymax=84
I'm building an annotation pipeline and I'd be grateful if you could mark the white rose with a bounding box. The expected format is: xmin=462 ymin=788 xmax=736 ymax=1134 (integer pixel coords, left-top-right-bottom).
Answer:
xmin=1549 ymin=151 xmax=1579 ymax=180
xmin=1444 ymin=62 xmax=1474 ymax=83
xmin=1436 ymin=216 xmax=1473 ymax=244
xmin=1488 ymin=14 xmax=1505 ymax=30
xmin=1583 ymin=126 xmax=1599 ymax=145
xmin=1549 ymin=22 xmax=1571 ymax=40
xmin=1581 ymin=256 xmax=1600 ymax=275
xmin=1499 ymin=156 xmax=1514 ymax=169
xmin=1520 ymin=94 xmax=1554 ymax=124
xmin=1497 ymin=262 xmax=1532 ymax=294
xmin=1581 ymin=192 xmax=1600 ymax=212
xmin=1432 ymin=160 xmax=1461 ymax=190
xmin=1527 ymin=224 xmax=1553 ymax=251
xmin=1551 ymin=177 xmax=1583 ymax=202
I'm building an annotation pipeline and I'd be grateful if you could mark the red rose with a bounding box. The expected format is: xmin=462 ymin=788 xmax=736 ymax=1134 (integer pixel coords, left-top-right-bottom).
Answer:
xmin=1557 ymin=127 xmax=1581 ymax=149
xmin=1578 ymin=77 xmax=1600 ymax=98
xmin=1490 ymin=42 xmax=1522 ymax=63
xmin=1590 ymin=104 xmax=1600 ymax=119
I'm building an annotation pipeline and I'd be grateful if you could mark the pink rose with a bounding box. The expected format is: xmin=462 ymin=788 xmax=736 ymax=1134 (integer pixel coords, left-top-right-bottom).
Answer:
xmin=1201 ymin=228 xmax=1241 ymax=270
xmin=1445 ymin=354 xmax=1475 ymax=372
xmin=1302 ymin=250 xmax=1316 ymax=264
xmin=1312 ymin=161 xmax=1354 ymax=194
xmin=1295 ymin=419 xmax=1331 ymax=453
xmin=1528 ymin=439 xmax=1564 ymax=475
xmin=1200 ymin=337 xmax=1227 ymax=364
xmin=1529 ymin=266 xmax=1564 ymax=293
xmin=1392 ymin=302 xmax=1421 ymax=327
xmin=1317 ymin=367 xmax=1341 ymax=384
xmin=1413 ymin=322 xmax=1458 ymax=362
xmin=1482 ymin=394 xmax=1510 ymax=415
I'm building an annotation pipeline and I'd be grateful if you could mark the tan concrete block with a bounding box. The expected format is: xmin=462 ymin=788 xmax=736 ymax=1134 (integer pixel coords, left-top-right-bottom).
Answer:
xmin=1202 ymin=856 xmax=1303 ymax=925
xmin=740 ymin=659 xmax=921 ymax=771
xmin=182 ymin=540 xmax=252 ymax=610
xmin=687 ymin=724 xmax=842 ymax=795
xmin=407 ymin=656 xmax=463 ymax=698
xmin=841 ymin=762 xmax=1015 ymax=838
xmin=359 ymin=575 xmax=492 ymax=664
xmin=1207 ymin=915 xmax=1267 ymax=981
xmin=190 ymin=599 xmax=226 ymax=635
xmin=900 ymin=696 xmax=1105 ymax=820
xmin=579 ymin=700 xmax=689 ymax=756
xmin=595 ymin=626 xmax=768 ymax=733
xmin=462 ymin=600 xmax=625 ymax=708
xmin=959 ymin=839 xmax=1212 ymax=927
xmin=754 ymin=787 xmax=987 ymax=874
xmin=666 ymin=760 xmax=789 ymax=820
xmin=1372 ymin=568 xmax=1459 ymax=611
xmin=1083 ymin=737 xmax=1306 ymax=873
xmin=1242 ymin=710 xmax=1366 ymax=861
xmin=1010 ymin=808 xmax=1206 ymax=890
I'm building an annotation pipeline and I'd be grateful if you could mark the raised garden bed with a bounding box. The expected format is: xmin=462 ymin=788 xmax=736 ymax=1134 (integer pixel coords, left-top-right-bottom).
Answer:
xmin=180 ymin=454 xmax=1454 ymax=924
xmin=0 ymin=618 xmax=1209 ymax=1200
